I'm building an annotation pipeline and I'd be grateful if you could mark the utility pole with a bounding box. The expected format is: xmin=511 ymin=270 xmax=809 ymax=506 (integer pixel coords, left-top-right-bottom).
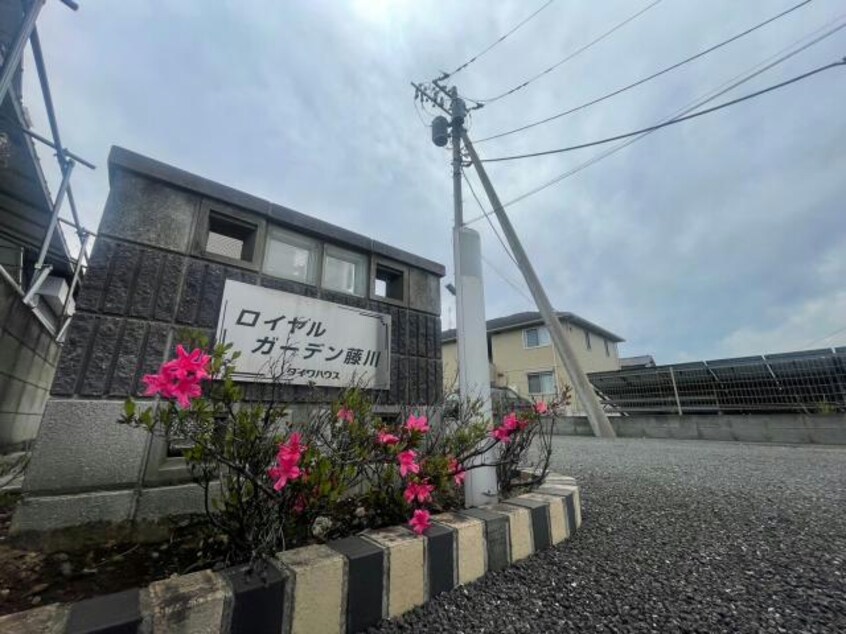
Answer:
xmin=449 ymin=90 xmax=498 ymax=507
xmin=462 ymin=134 xmax=616 ymax=439
xmin=424 ymin=82 xmax=498 ymax=506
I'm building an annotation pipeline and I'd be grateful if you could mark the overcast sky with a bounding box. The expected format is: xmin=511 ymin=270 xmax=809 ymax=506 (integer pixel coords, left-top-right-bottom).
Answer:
xmin=23 ymin=0 xmax=846 ymax=363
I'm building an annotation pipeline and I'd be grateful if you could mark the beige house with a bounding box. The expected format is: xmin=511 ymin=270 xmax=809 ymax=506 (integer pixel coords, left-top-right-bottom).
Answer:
xmin=442 ymin=311 xmax=624 ymax=413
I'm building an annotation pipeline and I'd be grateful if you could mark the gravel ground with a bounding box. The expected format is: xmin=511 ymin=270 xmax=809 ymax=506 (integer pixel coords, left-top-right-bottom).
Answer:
xmin=372 ymin=437 xmax=846 ymax=633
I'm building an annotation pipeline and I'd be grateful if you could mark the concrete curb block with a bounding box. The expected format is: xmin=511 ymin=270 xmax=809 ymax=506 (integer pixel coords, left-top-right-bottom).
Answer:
xmin=0 ymin=473 xmax=582 ymax=633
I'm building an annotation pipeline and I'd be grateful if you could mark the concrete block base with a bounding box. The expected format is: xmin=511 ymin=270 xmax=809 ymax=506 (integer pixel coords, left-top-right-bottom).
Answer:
xmin=0 ymin=473 xmax=583 ymax=633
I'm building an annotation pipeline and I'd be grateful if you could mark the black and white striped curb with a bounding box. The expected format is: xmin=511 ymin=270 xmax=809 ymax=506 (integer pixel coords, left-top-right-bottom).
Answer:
xmin=0 ymin=474 xmax=581 ymax=633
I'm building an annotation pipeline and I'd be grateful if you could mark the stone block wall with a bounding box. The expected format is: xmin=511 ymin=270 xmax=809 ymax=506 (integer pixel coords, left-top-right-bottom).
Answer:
xmin=0 ymin=274 xmax=60 ymax=449
xmin=52 ymin=234 xmax=443 ymax=406
xmin=50 ymin=162 xmax=443 ymax=407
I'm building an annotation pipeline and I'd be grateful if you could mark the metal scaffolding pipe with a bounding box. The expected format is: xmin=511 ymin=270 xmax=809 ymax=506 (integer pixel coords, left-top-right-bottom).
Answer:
xmin=18 ymin=127 xmax=96 ymax=169
xmin=0 ymin=0 xmax=45 ymax=105
xmin=30 ymin=25 xmax=87 ymax=234
xmin=33 ymin=158 xmax=75 ymax=272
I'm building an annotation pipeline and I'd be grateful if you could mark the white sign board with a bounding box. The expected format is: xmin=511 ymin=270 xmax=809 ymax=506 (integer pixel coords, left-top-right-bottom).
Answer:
xmin=215 ymin=280 xmax=390 ymax=389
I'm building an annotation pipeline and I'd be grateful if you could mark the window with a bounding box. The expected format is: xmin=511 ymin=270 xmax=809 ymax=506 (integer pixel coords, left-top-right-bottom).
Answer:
xmin=323 ymin=245 xmax=367 ymax=296
xmin=604 ymin=339 xmax=610 ymax=356
xmin=584 ymin=330 xmax=591 ymax=350
xmin=527 ymin=371 xmax=556 ymax=395
xmin=374 ymin=263 xmax=404 ymax=301
xmin=524 ymin=326 xmax=550 ymax=348
xmin=206 ymin=212 xmax=257 ymax=262
xmin=263 ymin=227 xmax=319 ymax=284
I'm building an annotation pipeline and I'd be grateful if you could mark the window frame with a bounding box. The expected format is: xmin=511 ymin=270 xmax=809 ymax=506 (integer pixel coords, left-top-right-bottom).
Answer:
xmin=584 ymin=330 xmax=592 ymax=350
xmin=527 ymin=370 xmax=556 ymax=395
xmin=370 ymin=257 xmax=409 ymax=307
xmin=523 ymin=325 xmax=551 ymax=349
xmin=194 ymin=200 xmax=266 ymax=271
xmin=263 ymin=225 xmax=322 ymax=286
xmin=604 ymin=338 xmax=610 ymax=357
xmin=322 ymin=244 xmax=368 ymax=297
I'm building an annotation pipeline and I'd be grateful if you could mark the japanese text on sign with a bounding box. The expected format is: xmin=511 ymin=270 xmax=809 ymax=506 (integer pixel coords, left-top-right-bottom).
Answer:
xmin=216 ymin=280 xmax=390 ymax=389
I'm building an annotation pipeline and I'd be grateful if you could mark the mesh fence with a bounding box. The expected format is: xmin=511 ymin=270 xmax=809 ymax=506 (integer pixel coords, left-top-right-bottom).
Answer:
xmin=589 ymin=348 xmax=846 ymax=415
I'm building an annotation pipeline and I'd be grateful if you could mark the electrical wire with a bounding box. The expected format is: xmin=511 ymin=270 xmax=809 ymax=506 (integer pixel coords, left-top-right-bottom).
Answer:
xmin=468 ymin=0 xmax=663 ymax=104
xmin=462 ymin=167 xmax=533 ymax=303
xmin=475 ymin=0 xmax=813 ymax=143
xmin=440 ymin=0 xmax=557 ymax=81
xmin=462 ymin=169 xmax=518 ymax=266
xmin=413 ymin=99 xmax=430 ymax=128
xmin=479 ymin=60 xmax=845 ymax=163
xmin=464 ymin=15 xmax=846 ymax=224
xmin=463 ymin=169 xmax=535 ymax=305
xmin=481 ymin=253 xmax=535 ymax=304
xmin=803 ymin=325 xmax=846 ymax=348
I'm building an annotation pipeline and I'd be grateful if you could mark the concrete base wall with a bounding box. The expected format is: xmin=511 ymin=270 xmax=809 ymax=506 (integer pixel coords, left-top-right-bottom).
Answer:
xmin=12 ymin=397 xmax=213 ymax=542
xmin=0 ymin=275 xmax=60 ymax=450
xmin=552 ymin=414 xmax=846 ymax=445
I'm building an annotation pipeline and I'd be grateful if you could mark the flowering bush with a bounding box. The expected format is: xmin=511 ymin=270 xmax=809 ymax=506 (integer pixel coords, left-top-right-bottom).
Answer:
xmin=119 ymin=335 xmax=565 ymax=565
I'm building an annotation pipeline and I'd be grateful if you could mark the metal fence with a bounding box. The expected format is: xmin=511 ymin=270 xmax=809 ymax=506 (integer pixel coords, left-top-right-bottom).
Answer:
xmin=589 ymin=348 xmax=846 ymax=415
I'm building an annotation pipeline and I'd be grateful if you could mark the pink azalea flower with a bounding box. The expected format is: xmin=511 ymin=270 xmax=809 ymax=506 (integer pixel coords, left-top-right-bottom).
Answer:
xmin=337 ymin=407 xmax=354 ymax=423
xmin=502 ymin=412 xmax=520 ymax=432
xmin=268 ymin=460 xmax=301 ymax=491
xmin=448 ymin=457 xmax=466 ymax=486
xmin=170 ymin=345 xmax=211 ymax=381
xmin=142 ymin=372 xmax=171 ymax=398
xmin=404 ymin=413 xmax=430 ymax=434
xmin=534 ymin=400 xmax=549 ymax=415
xmin=397 ymin=450 xmax=420 ymax=477
xmin=142 ymin=346 xmax=210 ymax=409
xmin=491 ymin=426 xmax=513 ymax=443
xmin=268 ymin=433 xmax=307 ymax=491
xmin=409 ymin=509 xmax=431 ymax=535
xmin=377 ymin=429 xmax=400 ymax=445
xmin=403 ymin=480 xmax=435 ymax=504
xmin=172 ymin=379 xmax=202 ymax=409
xmin=278 ymin=432 xmax=305 ymax=464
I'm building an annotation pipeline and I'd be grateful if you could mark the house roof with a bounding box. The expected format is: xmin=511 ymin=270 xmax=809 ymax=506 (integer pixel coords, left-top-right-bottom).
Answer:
xmin=441 ymin=311 xmax=624 ymax=344
xmin=620 ymin=354 xmax=655 ymax=368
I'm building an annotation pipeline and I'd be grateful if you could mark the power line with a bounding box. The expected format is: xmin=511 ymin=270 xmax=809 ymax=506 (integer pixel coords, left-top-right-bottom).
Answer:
xmin=468 ymin=0 xmax=663 ymax=105
xmin=475 ymin=0 xmax=813 ymax=143
xmin=481 ymin=253 xmax=535 ymax=304
xmin=462 ymin=169 xmax=534 ymax=304
xmin=439 ymin=0 xmax=557 ymax=82
xmin=462 ymin=168 xmax=518 ymax=265
xmin=413 ymin=99 xmax=430 ymax=128
xmin=464 ymin=16 xmax=846 ymax=224
xmin=480 ymin=60 xmax=845 ymax=163
xmin=803 ymin=325 xmax=846 ymax=348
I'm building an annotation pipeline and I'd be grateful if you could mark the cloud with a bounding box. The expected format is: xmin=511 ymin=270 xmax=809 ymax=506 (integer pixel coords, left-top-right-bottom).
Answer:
xmin=719 ymin=290 xmax=846 ymax=356
xmin=21 ymin=0 xmax=846 ymax=364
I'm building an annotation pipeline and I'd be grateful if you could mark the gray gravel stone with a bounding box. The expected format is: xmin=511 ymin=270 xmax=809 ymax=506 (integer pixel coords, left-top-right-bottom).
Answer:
xmin=371 ymin=437 xmax=846 ymax=633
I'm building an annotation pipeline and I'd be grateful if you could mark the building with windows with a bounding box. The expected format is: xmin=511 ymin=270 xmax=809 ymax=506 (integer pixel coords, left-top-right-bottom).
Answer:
xmin=15 ymin=145 xmax=444 ymax=534
xmin=441 ymin=311 xmax=624 ymax=411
